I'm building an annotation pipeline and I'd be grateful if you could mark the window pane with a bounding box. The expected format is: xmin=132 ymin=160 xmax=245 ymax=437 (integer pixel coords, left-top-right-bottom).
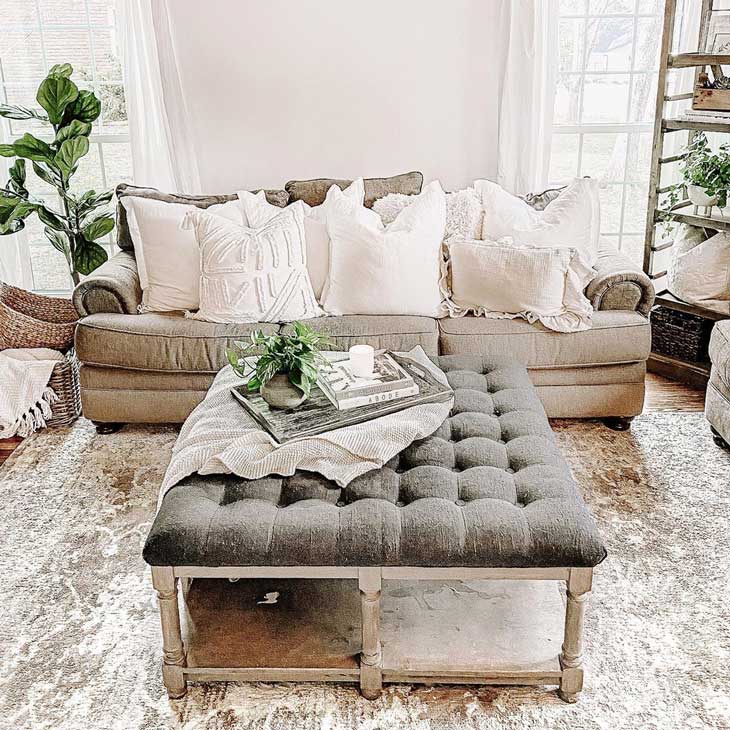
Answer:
xmin=70 ymin=143 xmax=105 ymax=193
xmin=581 ymin=74 xmax=630 ymax=122
xmin=555 ymin=76 xmax=583 ymax=124
xmin=0 ymin=0 xmax=38 ymax=25
xmin=620 ymin=235 xmax=645 ymax=266
xmin=626 ymin=132 xmax=652 ymax=183
xmin=580 ymin=133 xmax=626 ymax=182
xmin=599 ymin=185 xmax=623 ymax=234
xmin=549 ymin=134 xmax=580 ymax=181
xmin=2 ymin=84 xmax=47 ymax=136
xmin=588 ymin=0 xmax=634 ymax=13
xmin=636 ymin=0 xmax=664 ymax=13
xmin=31 ymin=245 xmax=73 ymax=291
xmin=43 ymin=28 xmax=95 ymax=80
xmin=560 ymin=19 xmax=586 ymax=73
xmin=622 ymin=183 xmax=650 ymax=232
xmin=101 ymin=143 xmax=133 ymax=186
xmin=98 ymin=83 xmax=128 ymax=130
xmin=585 ymin=18 xmax=634 ymax=72
xmin=629 ymin=73 xmax=658 ymax=122
xmin=93 ymin=27 xmax=123 ymax=82
xmin=38 ymin=0 xmax=88 ymax=26
xmin=560 ymin=0 xmax=587 ymax=14
xmin=0 ymin=30 xmax=45 ymax=84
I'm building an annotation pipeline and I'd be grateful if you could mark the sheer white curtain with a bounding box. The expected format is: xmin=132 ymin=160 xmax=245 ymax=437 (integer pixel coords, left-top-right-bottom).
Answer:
xmin=116 ymin=0 xmax=201 ymax=193
xmin=496 ymin=0 xmax=559 ymax=195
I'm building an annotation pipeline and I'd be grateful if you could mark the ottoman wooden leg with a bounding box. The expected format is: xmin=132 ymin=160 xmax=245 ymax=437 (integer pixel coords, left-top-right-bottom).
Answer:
xmin=151 ymin=567 xmax=187 ymax=699
xmin=358 ymin=568 xmax=383 ymax=699
xmin=559 ymin=567 xmax=592 ymax=703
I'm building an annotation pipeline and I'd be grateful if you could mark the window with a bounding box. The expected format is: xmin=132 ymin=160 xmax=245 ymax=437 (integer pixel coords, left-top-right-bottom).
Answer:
xmin=0 ymin=0 xmax=132 ymax=293
xmin=548 ymin=0 xmax=670 ymax=265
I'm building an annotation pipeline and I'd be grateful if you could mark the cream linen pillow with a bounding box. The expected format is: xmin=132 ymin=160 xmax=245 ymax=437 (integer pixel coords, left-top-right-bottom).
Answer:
xmin=476 ymin=177 xmax=600 ymax=266
xmin=238 ymin=178 xmax=364 ymax=301
xmin=121 ymin=196 xmax=243 ymax=312
xmin=185 ymin=205 xmax=322 ymax=324
xmin=323 ymin=180 xmax=446 ymax=317
xmin=442 ymin=238 xmax=595 ymax=333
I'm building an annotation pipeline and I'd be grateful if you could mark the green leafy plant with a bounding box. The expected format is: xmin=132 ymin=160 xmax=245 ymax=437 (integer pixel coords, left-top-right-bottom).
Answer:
xmin=0 ymin=63 xmax=114 ymax=284
xmin=226 ymin=322 xmax=331 ymax=399
xmin=662 ymin=133 xmax=730 ymax=218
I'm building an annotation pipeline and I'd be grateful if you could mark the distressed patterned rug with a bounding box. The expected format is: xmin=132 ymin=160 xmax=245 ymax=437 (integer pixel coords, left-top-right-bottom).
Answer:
xmin=0 ymin=413 xmax=729 ymax=730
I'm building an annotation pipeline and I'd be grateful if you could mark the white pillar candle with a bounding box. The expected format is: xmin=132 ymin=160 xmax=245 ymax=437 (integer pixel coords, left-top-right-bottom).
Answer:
xmin=349 ymin=344 xmax=375 ymax=378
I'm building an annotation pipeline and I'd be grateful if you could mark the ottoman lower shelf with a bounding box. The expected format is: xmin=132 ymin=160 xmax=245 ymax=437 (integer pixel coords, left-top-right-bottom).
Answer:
xmin=153 ymin=566 xmax=587 ymax=701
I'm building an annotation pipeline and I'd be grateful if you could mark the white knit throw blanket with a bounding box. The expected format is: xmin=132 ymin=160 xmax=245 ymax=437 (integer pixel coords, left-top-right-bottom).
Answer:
xmin=160 ymin=347 xmax=453 ymax=503
xmin=0 ymin=348 xmax=61 ymax=438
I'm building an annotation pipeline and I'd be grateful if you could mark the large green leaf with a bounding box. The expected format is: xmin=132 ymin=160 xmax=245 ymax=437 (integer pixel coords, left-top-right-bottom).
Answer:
xmin=13 ymin=133 xmax=54 ymax=163
xmin=47 ymin=63 xmax=73 ymax=78
xmin=36 ymin=205 xmax=66 ymax=231
xmin=36 ymin=74 xmax=79 ymax=124
xmin=54 ymin=136 xmax=89 ymax=178
xmin=73 ymin=236 xmax=108 ymax=275
xmin=55 ymin=119 xmax=92 ymax=145
xmin=0 ymin=199 xmax=35 ymax=235
xmin=0 ymin=104 xmax=47 ymax=122
xmin=0 ymin=144 xmax=15 ymax=157
xmin=44 ymin=227 xmax=69 ymax=255
xmin=82 ymin=215 xmax=115 ymax=241
xmin=66 ymin=90 xmax=101 ymax=124
xmin=9 ymin=159 xmax=26 ymax=188
xmin=32 ymin=161 xmax=61 ymax=187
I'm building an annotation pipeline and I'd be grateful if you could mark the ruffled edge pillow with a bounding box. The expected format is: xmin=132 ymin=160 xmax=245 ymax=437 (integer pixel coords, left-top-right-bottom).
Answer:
xmin=440 ymin=238 xmax=595 ymax=333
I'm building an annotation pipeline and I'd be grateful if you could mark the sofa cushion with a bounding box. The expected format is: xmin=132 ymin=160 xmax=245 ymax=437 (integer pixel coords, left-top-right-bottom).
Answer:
xmin=438 ymin=310 xmax=651 ymax=368
xmin=285 ymin=171 xmax=423 ymax=208
xmin=75 ymin=312 xmax=439 ymax=373
xmin=115 ymin=183 xmax=289 ymax=252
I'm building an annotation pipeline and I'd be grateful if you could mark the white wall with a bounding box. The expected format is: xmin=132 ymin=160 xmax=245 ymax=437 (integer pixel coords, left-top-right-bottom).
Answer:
xmin=168 ymin=0 xmax=506 ymax=193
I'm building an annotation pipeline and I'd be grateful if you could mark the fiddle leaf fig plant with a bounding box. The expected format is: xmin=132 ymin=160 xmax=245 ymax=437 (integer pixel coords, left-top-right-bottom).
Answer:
xmin=0 ymin=64 xmax=113 ymax=284
xmin=226 ymin=322 xmax=331 ymax=399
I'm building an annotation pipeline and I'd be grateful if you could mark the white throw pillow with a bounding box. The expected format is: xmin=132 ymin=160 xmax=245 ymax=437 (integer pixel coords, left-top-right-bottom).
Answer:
xmin=442 ymin=238 xmax=595 ymax=333
xmin=668 ymin=227 xmax=730 ymax=315
xmin=323 ymin=180 xmax=446 ymax=317
xmin=121 ymin=196 xmax=243 ymax=312
xmin=373 ymin=187 xmax=484 ymax=240
xmin=185 ymin=205 xmax=323 ymax=324
xmin=476 ymin=177 xmax=601 ymax=265
xmin=238 ymin=179 xmax=364 ymax=301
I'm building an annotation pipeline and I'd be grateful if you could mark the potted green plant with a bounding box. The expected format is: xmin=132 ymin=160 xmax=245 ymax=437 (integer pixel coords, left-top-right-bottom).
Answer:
xmin=666 ymin=133 xmax=730 ymax=211
xmin=0 ymin=64 xmax=114 ymax=286
xmin=226 ymin=322 xmax=330 ymax=409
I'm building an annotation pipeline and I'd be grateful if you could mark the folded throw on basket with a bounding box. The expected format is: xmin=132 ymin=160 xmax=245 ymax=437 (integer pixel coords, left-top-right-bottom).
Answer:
xmin=159 ymin=346 xmax=454 ymax=503
xmin=0 ymin=348 xmax=62 ymax=438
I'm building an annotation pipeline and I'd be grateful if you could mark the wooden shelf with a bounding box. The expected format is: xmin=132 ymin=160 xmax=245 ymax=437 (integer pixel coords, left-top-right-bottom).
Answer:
xmin=668 ymin=52 xmax=730 ymax=68
xmin=663 ymin=117 xmax=730 ymax=133
xmin=654 ymin=290 xmax=729 ymax=321
xmin=654 ymin=205 xmax=730 ymax=231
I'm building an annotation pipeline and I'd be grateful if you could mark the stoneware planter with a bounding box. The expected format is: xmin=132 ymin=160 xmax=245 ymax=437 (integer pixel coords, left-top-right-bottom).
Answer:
xmin=261 ymin=374 xmax=306 ymax=409
xmin=687 ymin=184 xmax=718 ymax=208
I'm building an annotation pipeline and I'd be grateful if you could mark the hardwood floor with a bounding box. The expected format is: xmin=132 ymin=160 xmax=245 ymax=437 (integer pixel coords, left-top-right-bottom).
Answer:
xmin=0 ymin=374 xmax=707 ymax=469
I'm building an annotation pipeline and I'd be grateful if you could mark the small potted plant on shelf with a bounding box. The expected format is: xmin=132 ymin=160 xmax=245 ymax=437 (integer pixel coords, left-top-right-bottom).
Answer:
xmin=0 ymin=64 xmax=115 ymax=351
xmin=226 ymin=322 xmax=330 ymax=409
xmin=664 ymin=133 xmax=730 ymax=214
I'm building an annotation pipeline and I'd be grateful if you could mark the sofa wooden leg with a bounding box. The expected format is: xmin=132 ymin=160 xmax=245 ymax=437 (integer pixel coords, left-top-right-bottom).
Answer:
xmin=358 ymin=568 xmax=383 ymax=700
xmin=603 ymin=416 xmax=634 ymax=431
xmin=559 ymin=567 xmax=592 ymax=704
xmin=151 ymin=567 xmax=187 ymax=699
xmin=94 ymin=422 xmax=124 ymax=435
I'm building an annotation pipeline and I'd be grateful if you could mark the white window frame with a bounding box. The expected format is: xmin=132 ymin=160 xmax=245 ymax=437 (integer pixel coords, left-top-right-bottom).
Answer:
xmin=0 ymin=0 xmax=129 ymax=294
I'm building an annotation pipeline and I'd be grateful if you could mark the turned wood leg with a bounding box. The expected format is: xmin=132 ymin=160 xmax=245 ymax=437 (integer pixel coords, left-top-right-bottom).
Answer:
xmin=559 ymin=567 xmax=592 ymax=703
xmin=94 ymin=422 xmax=124 ymax=435
xmin=711 ymin=427 xmax=730 ymax=449
xmin=151 ymin=567 xmax=187 ymax=699
xmin=603 ymin=416 xmax=634 ymax=432
xmin=358 ymin=568 xmax=383 ymax=700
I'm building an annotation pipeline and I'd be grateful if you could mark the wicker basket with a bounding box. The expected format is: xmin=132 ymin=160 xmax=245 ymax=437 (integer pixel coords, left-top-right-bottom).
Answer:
xmin=651 ymin=305 xmax=715 ymax=363
xmin=0 ymin=282 xmax=78 ymax=351
xmin=47 ymin=351 xmax=82 ymax=427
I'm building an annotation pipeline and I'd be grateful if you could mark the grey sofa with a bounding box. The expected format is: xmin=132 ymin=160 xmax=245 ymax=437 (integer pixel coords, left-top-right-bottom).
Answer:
xmin=706 ymin=321 xmax=730 ymax=447
xmin=72 ymin=179 xmax=654 ymax=429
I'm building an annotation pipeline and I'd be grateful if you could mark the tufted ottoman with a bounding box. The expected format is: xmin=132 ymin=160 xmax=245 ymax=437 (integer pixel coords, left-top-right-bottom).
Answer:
xmin=144 ymin=355 xmax=606 ymax=702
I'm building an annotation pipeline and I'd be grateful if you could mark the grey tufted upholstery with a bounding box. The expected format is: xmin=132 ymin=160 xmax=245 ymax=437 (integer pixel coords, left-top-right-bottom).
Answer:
xmin=144 ymin=355 xmax=606 ymax=569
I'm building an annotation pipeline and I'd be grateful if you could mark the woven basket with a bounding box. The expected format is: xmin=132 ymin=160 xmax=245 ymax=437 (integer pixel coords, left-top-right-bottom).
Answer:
xmin=650 ymin=305 xmax=714 ymax=363
xmin=0 ymin=283 xmax=78 ymax=351
xmin=47 ymin=351 xmax=82 ymax=427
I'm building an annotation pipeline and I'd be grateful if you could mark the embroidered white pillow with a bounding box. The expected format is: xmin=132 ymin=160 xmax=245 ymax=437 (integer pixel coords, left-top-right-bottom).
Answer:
xmin=238 ymin=179 xmax=364 ymax=301
xmin=121 ymin=196 xmax=243 ymax=312
xmin=442 ymin=238 xmax=595 ymax=333
xmin=476 ymin=177 xmax=601 ymax=266
xmin=323 ymin=180 xmax=446 ymax=317
xmin=185 ymin=205 xmax=322 ymax=324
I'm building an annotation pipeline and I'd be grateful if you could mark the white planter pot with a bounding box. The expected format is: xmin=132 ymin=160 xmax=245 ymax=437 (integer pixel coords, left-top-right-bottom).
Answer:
xmin=687 ymin=184 xmax=718 ymax=208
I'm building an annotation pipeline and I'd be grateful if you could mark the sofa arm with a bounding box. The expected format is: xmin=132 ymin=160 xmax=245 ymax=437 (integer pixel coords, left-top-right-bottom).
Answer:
xmin=585 ymin=239 xmax=655 ymax=316
xmin=73 ymin=250 xmax=142 ymax=316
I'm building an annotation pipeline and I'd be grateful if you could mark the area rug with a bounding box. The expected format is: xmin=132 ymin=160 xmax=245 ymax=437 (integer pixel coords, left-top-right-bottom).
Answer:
xmin=0 ymin=413 xmax=728 ymax=730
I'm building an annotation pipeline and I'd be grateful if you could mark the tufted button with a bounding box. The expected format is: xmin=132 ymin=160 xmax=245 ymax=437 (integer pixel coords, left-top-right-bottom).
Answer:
xmin=505 ymin=467 xmax=514 ymax=474
xmin=456 ymin=499 xmax=466 ymax=506
xmin=336 ymin=501 xmax=345 ymax=507
xmin=396 ymin=501 xmax=405 ymax=507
